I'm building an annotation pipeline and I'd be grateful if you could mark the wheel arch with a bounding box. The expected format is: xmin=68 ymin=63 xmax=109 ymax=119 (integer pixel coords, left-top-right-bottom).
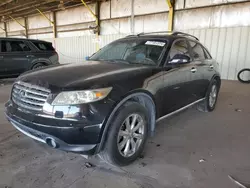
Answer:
xmin=204 ymin=74 xmax=221 ymax=97
xmin=96 ymin=90 xmax=156 ymax=153
xmin=31 ymin=62 xmax=48 ymax=68
xmin=29 ymin=59 xmax=51 ymax=70
xmin=212 ymin=74 xmax=221 ymax=89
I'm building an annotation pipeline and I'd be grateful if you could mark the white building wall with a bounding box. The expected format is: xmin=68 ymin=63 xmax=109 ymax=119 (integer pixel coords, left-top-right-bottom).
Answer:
xmin=28 ymin=13 xmax=53 ymax=29
xmin=56 ymin=5 xmax=96 ymax=26
xmin=185 ymin=0 xmax=248 ymax=7
xmin=175 ymin=2 xmax=250 ymax=30
xmin=1 ymin=0 xmax=250 ymax=80
xmin=134 ymin=0 xmax=169 ymax=15
xmin=0 ymin=22 xmax=5 ymax=37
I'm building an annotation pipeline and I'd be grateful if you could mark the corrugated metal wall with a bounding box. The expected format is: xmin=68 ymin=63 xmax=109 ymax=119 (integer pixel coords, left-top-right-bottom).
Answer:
xmin=51 ymin=26 xmax=250 ymax=80
xmin=50 ymin=34 xmax=126 ymax=64
xmin=186 ymin=26 xmax=250 ymax=80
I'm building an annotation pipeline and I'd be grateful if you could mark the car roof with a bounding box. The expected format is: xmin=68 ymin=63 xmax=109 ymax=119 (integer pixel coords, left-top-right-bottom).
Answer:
xmin=0 ymin=37 xmax=51 ymax=43
xmin=120 ymin=32 xmax=199 ymax=43
xmin=126 ymin=35 xmax=183 ymax=42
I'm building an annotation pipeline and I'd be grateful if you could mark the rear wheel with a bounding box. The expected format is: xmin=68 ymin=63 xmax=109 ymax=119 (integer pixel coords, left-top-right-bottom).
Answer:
xmin=32 ymin=63 xmax=46 ymax=70
xmin=197 ymin=79 xmax=219 ymax=112
xmin=100 ymin=102 xmax=149 ymax=166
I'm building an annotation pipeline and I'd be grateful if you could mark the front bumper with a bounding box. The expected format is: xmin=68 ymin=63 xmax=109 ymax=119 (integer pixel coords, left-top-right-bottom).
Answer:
xmin=6 ymin=114 xmax=97 ymax=154
xmin=5 ymin=101 xmax=106 ymax=155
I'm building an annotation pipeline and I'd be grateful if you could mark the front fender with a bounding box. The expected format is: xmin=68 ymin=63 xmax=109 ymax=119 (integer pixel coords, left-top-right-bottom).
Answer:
xmin=96 ymin=91 xmax=156 ymax=153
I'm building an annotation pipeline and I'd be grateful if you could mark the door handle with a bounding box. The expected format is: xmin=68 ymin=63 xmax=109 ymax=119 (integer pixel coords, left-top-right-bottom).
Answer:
xmin=209 ymin=65 xmax=214 ymax=69
xmin=26 ymin=55 xmax=35 ymax=58
xmin=190 ymin=67 xmax=197 ymax=73
xmin=0 ymin=56 xmax=3 ymax=59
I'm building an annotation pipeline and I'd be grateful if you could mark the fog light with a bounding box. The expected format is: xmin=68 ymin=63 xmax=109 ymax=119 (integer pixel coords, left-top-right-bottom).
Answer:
xmin=46 ymin=138 xmax=58 ymax=148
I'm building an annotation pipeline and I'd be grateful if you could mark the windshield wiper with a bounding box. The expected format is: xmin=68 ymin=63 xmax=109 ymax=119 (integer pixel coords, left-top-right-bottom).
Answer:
xmin=108 ymin=59 xmax=130 ymax=64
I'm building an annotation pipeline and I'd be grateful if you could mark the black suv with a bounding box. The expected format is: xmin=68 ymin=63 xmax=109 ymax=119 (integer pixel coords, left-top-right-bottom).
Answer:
xmin=0 ymin=38 xmax=59 ymax=77
xmin=5 ymin=32 xmax=221 ymax=166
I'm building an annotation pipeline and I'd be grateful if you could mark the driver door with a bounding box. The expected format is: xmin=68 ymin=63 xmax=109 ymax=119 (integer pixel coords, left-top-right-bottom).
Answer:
xmin=160 ymin=39 xmax=195 ymax=115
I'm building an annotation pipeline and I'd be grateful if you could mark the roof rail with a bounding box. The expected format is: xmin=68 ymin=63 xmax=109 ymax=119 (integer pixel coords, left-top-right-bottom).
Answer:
xmin=125 ymin=31 xmax=199 ymax=41
xmin=172 ymin=32 xmax=199 ymax=41
xmin=137 ymin=31 xmax=172 ymax=36
xmin=125 ymin=34 xmax=137 ymax=38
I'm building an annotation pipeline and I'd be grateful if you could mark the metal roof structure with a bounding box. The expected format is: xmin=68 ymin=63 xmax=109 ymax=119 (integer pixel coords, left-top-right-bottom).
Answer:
xmin=0 ymin=0 xmax=99 ymax=21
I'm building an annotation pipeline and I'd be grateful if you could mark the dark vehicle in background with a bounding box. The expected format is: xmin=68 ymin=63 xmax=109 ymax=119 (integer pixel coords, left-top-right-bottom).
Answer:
xmin=5 ymin=32 xmax=221 ymax=166
xmin=0 ymin=38 xmax=59 ymax=77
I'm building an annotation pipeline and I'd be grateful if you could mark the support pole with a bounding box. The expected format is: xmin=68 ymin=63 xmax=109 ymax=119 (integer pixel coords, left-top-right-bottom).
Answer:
xmin=95 ymin=1 xmax=100 ymax=35
xmin=36 ymin=8 xmax=56 ymax=38
xmin=52 ymin=12 xmax=57 ymax=38
xmin=131 ymin=0 xmax=135 ymax=34
xmin=166 ymin=0 xmax=175 ymax=32
xmin=4 ymin=22 xmax=7 ymax=37
xmin=24 ymin=17 xmax=28 ymax=38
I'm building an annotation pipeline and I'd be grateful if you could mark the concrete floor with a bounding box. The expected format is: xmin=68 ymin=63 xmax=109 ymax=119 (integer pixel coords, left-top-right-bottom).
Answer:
xmin=0 ymin=80 xmax=250 ymax=188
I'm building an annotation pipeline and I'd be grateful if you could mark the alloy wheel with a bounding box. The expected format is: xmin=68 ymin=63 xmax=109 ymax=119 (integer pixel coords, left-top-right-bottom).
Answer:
xmin=209 ymin=84 xmax=217 ymax=108
xmin=117 ymin=113 xmax=145 ymax=158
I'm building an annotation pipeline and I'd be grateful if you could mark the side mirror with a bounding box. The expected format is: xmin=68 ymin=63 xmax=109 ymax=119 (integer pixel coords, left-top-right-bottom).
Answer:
xmin=85 ymin=56 xmax=90 ymax=60
xmin=169 ymin=54 xmax=190 ymax=64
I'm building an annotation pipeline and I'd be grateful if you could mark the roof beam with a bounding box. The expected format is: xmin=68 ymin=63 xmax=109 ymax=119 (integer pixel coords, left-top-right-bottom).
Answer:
xmin=0 ymin=0 xmax=14 ymax=7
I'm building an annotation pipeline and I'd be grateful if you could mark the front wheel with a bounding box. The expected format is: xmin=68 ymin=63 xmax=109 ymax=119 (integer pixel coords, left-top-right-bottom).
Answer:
xmin=197 ymin=79 xmax=219 ymax=112
xmin=100 ymin=102 xmax=149 ymax=166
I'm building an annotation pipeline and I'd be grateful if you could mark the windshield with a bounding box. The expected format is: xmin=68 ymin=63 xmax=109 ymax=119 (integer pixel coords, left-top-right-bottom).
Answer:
xmin=90 ymin=39 xmax=167 ymax=66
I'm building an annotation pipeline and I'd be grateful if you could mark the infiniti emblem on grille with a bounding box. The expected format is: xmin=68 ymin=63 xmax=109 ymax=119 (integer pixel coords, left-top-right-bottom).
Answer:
xmin=19 ymin=90 xmax=26 ymax=98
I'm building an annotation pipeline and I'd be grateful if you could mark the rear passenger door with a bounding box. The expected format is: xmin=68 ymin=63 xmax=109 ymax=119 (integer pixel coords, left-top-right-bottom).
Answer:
xmin=1 ymin=40 xmax=32 ymax=75
xmin=187 ymin=40 xmax=210 ymax=99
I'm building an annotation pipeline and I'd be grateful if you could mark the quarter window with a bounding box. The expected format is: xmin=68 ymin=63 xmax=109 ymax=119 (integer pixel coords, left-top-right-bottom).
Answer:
xmin=1 ymin=40 xmax=31 ymax=52
xmin=189 ymin=41 xmax=206 ymax=60
xmin=32 ymin=41 xmax=55 ymax=51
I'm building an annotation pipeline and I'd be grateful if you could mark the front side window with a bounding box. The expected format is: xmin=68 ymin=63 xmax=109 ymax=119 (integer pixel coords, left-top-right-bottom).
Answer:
xmin=189 ymin=41 xmax=206 ymax=60
xmin=90 ymin=39 xmax=167 ymax=66
xmin=1 ymin=40 xmax=31 ymax=52
xmin=168 ymin=39 xmax=191 ymax=62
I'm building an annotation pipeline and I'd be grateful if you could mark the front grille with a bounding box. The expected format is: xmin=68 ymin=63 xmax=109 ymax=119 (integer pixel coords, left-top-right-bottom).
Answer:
xmin=12 ymin=81 xmax=50 ymax=111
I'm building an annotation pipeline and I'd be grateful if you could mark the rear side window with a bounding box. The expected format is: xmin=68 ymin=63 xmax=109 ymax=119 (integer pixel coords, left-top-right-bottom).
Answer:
xmin=188 ymin=41 xmax=206 ymax=60
xmin=1 ymin=40 xmax=31 ymax=52
xmin=32 ymin=41 xmax=54 ymax=51
xmin=203 ymin=48 xmax=212 ymax=59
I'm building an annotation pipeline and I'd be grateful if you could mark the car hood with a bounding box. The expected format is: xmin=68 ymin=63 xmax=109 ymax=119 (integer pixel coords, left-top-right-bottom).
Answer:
xmin=18 ymin=61 xmax=154 ymax=92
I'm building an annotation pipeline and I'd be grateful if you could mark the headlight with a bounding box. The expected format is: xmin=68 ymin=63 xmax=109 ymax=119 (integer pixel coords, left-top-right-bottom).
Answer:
xmin=52 ymin=87 xmax=112 ymax=105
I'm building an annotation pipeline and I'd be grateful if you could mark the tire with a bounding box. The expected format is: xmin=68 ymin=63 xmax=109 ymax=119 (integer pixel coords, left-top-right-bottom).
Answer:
xmin=100 ymin=102 xmax=149 ymax=166
xmin=197 ymin=79 xmax=219 ymax=112
xmin=237 ymin=68 xmax=250 ymax=83
xmin=32 ymin=63 xmax=46 ymax=70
